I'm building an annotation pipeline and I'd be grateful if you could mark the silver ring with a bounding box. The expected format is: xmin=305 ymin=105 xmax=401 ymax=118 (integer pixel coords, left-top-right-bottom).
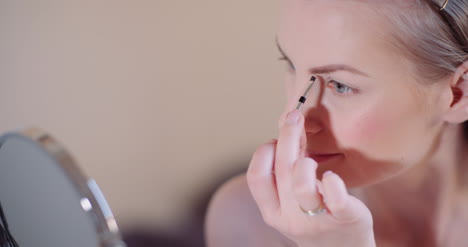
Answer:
xmin=299 ymin=202 xmax=327 ymax=216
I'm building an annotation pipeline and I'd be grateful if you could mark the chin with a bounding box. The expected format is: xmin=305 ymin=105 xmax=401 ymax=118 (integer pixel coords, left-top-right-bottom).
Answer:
xmin=313 ymin=157 xmax=406 ymax=189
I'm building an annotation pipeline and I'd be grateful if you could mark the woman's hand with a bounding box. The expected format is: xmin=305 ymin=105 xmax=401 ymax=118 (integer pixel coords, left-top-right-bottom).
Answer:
xmin=246 ymin=109 xmax=375 ymax=247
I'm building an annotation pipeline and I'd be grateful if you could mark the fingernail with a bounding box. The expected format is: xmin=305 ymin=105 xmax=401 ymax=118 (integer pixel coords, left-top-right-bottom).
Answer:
xmin=323 ymin=170 xmax=334 ymax=177
xmin=286 ymin=110 xmax=301 ymax=125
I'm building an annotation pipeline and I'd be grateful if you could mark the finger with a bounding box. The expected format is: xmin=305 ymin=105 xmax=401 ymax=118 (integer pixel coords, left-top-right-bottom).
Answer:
xmin=299 ymin=129 xmax=308 ymax=158
xmin=292 ymin=157 xmax=323 ymax=212
xmin=246 ymin=139 xmax=281 ymax=221
xmin=279 ymin=111 xmax=308 ymax=159
xmin=321 ymin=171 xmax=361 ymax=223
xmin=275 ymin=109 xmax=304 ymax=209
xmin=278 ymin=110 xmax=288 ymax=129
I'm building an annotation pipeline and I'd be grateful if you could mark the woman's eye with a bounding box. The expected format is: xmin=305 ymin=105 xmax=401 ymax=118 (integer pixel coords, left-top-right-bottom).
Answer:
xmin=278 ymin=55 xmax=295 ymax=72
xmin=327 ymin=80 xmax=356 ymax=95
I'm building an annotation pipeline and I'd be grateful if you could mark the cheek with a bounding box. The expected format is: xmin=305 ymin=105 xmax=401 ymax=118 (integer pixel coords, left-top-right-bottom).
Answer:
xmin=337 ymin=111 xmax=388 ymax=148
xmin=332 ymin=105 xmax=406 ymax=159
xmin=347 ymin=113 xmax=383 ymax=143
xmin=332 ymin=97 xmax=428 ymax=163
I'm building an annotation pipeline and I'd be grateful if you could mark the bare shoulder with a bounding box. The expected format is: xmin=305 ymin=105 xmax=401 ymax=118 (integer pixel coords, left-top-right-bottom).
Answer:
xmin=204 ymin=173 xmax=297 ymax=247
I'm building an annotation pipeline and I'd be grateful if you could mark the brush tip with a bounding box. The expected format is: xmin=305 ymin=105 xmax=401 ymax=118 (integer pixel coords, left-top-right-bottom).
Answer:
xmin=310 ymin=75 xmax=316 ymax=81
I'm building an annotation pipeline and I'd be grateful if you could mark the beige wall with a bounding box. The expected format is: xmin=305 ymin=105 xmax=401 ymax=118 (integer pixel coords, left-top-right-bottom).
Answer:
xmin=0 ymin=0 xmax=285 ymax=232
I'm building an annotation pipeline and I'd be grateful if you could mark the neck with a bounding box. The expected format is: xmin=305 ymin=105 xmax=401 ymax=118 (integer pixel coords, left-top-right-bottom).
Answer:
xmin=350 ymin=123 xmax=468 ymax=245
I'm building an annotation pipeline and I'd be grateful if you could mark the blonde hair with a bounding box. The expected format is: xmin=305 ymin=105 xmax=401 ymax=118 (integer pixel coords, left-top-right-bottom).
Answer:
xmin=375 ymin=0 xmax=467 ymax=84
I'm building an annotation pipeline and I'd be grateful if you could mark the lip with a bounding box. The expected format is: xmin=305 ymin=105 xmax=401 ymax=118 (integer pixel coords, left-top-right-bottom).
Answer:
xmin=306 ymin=152 xmax=342 ymax=163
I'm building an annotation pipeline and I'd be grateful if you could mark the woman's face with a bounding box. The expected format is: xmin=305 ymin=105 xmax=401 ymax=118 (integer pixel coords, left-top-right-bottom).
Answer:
xmin=277 ymin=0 xmax=450 ymax=188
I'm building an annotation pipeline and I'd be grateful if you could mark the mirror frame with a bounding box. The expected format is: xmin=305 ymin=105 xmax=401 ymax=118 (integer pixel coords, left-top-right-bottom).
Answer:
xmin=0 ymin=127 xmax=127 ymax=247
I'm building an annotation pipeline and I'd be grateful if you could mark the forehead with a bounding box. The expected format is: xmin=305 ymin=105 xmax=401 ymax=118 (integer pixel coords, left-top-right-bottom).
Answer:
xmin=277 ymin=0 xmax=401 ymax=78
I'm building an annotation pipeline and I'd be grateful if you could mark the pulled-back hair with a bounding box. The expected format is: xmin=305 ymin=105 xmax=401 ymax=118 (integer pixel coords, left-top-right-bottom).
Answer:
xmin=380 ymin=0 xmax=467 ymax=83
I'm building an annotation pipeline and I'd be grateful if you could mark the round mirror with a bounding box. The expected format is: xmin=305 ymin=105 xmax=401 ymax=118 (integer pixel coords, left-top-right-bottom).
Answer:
xmin=0 ymin=128 xmax=126 ymax=247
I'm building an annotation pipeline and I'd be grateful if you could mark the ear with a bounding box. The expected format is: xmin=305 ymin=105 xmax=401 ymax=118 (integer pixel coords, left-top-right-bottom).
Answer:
xmin=443 ymin=60 xmax=468 ymax=124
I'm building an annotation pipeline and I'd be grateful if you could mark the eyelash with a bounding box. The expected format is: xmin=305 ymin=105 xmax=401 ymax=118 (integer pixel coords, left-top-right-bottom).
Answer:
xmin=277 ymin=55 xmax=357 ymax=96
xmin=326 ymin=80 xmax=357 ymax=95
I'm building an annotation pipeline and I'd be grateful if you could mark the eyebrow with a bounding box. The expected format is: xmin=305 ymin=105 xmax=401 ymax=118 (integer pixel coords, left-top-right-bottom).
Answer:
xmin=275 ymin=37 xmax=370 ymax=78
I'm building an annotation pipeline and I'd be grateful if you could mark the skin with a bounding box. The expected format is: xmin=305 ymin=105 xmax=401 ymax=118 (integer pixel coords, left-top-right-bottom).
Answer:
xmin=276 ymin=0 xmax=454 ymax=188
xmin=246 ymin=0 xmax=468 ymax=246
